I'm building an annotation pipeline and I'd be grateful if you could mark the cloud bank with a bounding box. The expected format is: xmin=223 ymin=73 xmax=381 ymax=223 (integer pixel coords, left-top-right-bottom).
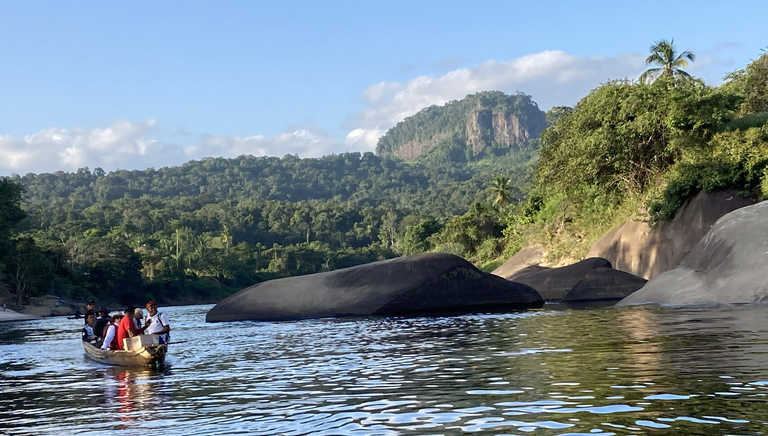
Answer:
xmin=0 ymin=122 xmax=344 ymax=175
xmin=345 ymin=50 xmax=645 ymax=150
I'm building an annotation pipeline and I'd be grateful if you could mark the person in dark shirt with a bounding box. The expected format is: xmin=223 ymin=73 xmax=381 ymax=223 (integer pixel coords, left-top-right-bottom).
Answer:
xmin=94 ymin=309 xmax=110 ymax=343
xmin=82 ymin=314 xmax=97 ymax=344
xmin=84 ymin=301 xmax=96 ymax=324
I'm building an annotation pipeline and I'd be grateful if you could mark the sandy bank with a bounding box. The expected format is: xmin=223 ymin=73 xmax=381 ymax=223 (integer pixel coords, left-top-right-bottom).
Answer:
xmin=0 ymin=309 xmax=39 ymax=322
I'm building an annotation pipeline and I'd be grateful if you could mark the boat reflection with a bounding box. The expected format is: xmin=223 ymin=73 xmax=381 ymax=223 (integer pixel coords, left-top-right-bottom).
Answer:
xmin=102 ymin=365 xmax=172 ymax=427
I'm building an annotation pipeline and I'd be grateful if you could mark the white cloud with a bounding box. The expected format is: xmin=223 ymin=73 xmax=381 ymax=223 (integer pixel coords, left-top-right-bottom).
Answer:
xmin=345 ymin=50 xmax=645 ymax=150
xmin=0 ymin=122 xmax=347 ymax=175
xmin=0 ymin=120 xmax=170 ymax=175
xmin=192 ymin=128 xmax=342 ymax=160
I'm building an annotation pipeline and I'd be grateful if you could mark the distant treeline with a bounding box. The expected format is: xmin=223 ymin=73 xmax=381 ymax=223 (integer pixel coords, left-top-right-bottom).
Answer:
xmin=0 ymin=150 xmax=536 ymax=305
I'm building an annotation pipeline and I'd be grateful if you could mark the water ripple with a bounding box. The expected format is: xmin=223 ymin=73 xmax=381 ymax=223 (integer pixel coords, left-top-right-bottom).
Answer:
xmin=1 ymin=304 xmax=768 ymax=434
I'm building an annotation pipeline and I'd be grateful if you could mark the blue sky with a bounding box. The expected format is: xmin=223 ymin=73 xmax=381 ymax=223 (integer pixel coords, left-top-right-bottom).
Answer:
xmin=1 ymin=1 xmax=766 ymax=174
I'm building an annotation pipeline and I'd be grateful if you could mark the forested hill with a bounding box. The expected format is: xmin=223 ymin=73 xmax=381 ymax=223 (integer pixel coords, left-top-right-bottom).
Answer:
xmin=376 ymin=91 xmax=547 ymax=163
xmin=14 ymin=151 xmax=533 ymax=218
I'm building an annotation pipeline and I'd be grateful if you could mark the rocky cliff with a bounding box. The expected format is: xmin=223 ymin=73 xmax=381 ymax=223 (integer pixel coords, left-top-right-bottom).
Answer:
xmin=376 ymin=91 xmax=547 ymax=162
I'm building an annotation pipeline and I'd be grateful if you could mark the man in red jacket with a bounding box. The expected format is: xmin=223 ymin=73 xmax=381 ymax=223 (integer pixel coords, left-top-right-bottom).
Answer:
xmin=116 ymin=307 xmax=148 ymax=350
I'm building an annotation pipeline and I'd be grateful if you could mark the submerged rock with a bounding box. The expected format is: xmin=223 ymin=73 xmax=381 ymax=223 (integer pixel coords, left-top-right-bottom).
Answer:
xmin=619 ymin=200 xmax=768 ymax=307
xmin=509 ymin=258 xmax=647 ymax=302
xmin=206 ymin=253 xmax=543 ymax=322
xmin=588 ymin=190 xmax=753 ymax=279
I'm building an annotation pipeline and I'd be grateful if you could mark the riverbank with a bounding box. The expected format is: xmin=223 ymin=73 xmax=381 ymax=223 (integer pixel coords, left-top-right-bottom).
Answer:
xmin=0 ymin=308 xmax=39 ymax=322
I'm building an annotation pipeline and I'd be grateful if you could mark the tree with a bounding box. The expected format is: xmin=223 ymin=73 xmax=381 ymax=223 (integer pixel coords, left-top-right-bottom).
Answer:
xmin=639 ymin=39 xmax=695 ymax=84
xmin=400 ymin=217 xmax=442 ymax=255
xmin=0 ymin=178 xmax=26 ymax=251
xmin=724 ymin=51 xmax=768 ymax=115
xmin=490 ymin=175 xmax=512 ymax=208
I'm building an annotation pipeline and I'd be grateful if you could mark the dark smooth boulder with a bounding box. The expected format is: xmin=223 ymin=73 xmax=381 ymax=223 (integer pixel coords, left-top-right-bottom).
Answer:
xmin=509 ymin=257 xmax=647 ymax=302
xmin=618 ymin=200 xmax=768 ymax=307
xmin=206 ymin=253 xmax=543 ymax=322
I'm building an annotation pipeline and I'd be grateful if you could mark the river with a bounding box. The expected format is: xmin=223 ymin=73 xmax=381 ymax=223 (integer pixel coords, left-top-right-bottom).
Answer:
xmin=1 ymin=304 xmax=767 ymax=434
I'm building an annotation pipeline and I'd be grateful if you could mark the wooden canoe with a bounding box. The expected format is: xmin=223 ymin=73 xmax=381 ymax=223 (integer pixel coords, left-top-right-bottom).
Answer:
xmin=82 ymin=341 xmax=167 ymax=367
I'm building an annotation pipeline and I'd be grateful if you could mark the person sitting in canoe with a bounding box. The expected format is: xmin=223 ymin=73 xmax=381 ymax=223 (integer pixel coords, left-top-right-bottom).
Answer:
xmin=133 ymin=307 xmax=145 ymax=330
xmin=94 ymin=309 xmax=110 ymax=343
xmin=101 ymin=313 xmax=123 ymax=350
xmin=84 ymin=300 xmax=96 ymax=323
xmin=144 ymin=300 xmax=171 ymax=344
xmin=81 ymin=314 xmax=98 ymax=344
xmin=116 ymin=307 xmax=150 ymax=350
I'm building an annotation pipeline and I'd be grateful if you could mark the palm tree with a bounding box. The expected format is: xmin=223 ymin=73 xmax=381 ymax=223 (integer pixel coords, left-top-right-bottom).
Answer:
xmin=639 ymin=39 xmax=695 ymax=83
xmin=490 ymin=175 xmax=512 ymax=208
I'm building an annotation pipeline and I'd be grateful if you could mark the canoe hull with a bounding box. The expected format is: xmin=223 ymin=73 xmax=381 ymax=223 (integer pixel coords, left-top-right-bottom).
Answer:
xmin=83 ymin=341 xmax=167 ymax=367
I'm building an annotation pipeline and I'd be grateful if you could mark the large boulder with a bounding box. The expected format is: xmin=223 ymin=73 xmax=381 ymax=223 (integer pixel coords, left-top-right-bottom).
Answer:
xmin=618 ymin=200 xmax=768 ymax=307
xmin=588 ymin=190 xmax=753 ymax=279
xmin=509 ymin=258 xmax=647 ymax=302
xmin=206 ymin=253 xmax=543 ymax=322
xmin=491 ymin=246 xmax=544 ymax=279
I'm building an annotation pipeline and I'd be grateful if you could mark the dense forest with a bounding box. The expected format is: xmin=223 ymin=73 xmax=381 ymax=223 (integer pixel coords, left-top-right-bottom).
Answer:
xmin=0 ymin=140 xmax=538 ymax=306
xmin=1 ymin=45 xmax=766 ymax=308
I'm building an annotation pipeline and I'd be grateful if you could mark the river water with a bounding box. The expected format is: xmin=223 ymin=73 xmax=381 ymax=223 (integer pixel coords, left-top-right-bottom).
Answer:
xmin=1 ymin=304 xmax=767 ymax=435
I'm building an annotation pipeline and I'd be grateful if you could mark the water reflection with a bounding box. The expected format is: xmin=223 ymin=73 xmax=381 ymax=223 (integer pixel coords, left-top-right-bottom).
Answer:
xmin=101 ymin=366 xmax=171 ymax=428
xmin=1 ymin=304 xmax=767 ymax=434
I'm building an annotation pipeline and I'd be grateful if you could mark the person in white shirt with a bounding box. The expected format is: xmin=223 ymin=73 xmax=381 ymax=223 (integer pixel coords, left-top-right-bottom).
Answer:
xmin=144 ymin=300 xmax=171 ymax=344
xmin=133 ymin=308 xmax=144 ymax=330
xmin=101 ymin=314 xmax=123 ymax=350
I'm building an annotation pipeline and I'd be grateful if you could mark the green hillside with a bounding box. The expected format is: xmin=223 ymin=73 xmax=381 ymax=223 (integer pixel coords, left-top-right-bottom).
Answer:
xmin=376 ymin=91 xmax=547 ymax=163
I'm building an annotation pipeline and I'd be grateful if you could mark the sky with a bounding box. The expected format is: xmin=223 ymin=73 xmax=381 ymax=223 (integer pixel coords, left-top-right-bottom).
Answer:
xmin=1 ymin=1 xmax=766 ymax=175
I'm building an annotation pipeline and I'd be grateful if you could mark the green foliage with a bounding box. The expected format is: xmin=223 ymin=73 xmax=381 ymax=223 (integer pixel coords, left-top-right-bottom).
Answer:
xmin=8 ymin=149 xmax=540 ymax=304
xmin=723 ymin=112 xmax=768 ymax=131
xmin=400 ymin=217 xmax=442 ymax=255
xmin=649 ymin=126 xmax=768 ymax=221
xmin=537 ymin=78 xmax=739 ymax=197
xmin=490 ymin=175 xmax=512 ymax=208
xmin=640 ymin=39 xmax=695 ymax=83
xmin=545 ymin=106 xmax=573 ymax=124
xmin=0 ymin=179 xmax=26 ymax=253
xmin=433 ymin=202 xmax=503 ymax=260
xmin=480 ymin=258 xmax=504 ymax=273
xmin=376 ymin=91 xmax=546 ymax=162
xmin=723 ymin=52 xmax=768 ymax=115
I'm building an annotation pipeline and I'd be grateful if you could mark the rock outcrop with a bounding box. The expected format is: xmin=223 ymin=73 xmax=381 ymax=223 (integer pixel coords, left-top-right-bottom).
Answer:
xmin=618 ymin=200 xmax=768 ymax=307
xmin=206 ymin=253 xmax=543 ymax=322
xmin=508 ymin=258 xmax=647 ymax=302
xmin=491 ymin=246 xmax=544 ymax=279
xmin=376 ymin=91 xmax=546 ymax=162
xmin=21 ymin=295 xmax=81 ymax=317
xmin=588 ymin=190 xmax=753 ymax=279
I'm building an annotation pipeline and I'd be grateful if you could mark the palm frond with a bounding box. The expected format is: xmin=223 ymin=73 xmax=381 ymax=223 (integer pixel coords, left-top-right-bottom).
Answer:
xmin=639 ymin=68 xmax=661 ymax=84
xmin=641 ymin=39 xmax=695 ymax=83
xmin=645 ymin=53 xmax=664 ymax=65
xmin=679 ymin=50 xmax=695 ymax=62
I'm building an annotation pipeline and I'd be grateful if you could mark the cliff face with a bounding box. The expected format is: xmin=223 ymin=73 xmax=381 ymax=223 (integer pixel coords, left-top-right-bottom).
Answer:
xmin=377 ymin=91 xmax=546 ymax=162
xmin=465 ymin=109 xmax=533 ymax=155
